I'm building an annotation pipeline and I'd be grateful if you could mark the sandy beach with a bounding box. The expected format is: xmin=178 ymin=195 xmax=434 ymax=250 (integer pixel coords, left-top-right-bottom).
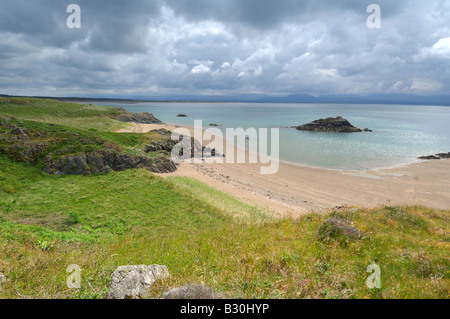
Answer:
xmin=118 ymin=123 xmax=450 ymax=217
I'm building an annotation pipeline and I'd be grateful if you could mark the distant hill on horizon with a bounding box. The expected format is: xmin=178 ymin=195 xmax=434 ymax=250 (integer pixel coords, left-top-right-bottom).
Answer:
xmin=1 ymin=93 xmax=449 ymax=106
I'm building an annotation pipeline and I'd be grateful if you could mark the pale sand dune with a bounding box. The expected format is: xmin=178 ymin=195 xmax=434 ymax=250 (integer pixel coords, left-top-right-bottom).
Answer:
xmin=118 ymin=123 xmax=450 ymax=217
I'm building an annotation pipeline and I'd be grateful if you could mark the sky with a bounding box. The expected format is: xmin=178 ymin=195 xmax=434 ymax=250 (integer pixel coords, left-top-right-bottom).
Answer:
xmin=0 ymin=0 xmax=449 ymax=98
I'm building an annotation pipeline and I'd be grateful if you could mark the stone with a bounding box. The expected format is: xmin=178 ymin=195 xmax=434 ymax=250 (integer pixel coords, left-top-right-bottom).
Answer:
xmin=418 ymin=155 xmax=441 ymax=160
xmin=177 ymin=114 xmax=188 ymax=117
xmin=317 ymin=217 xmax=363 ymax=243
xmin=10 ymin=127 xmax=29 ymax=138
xmin=162 ymin=284 xmax=224 ymax=299
xmin=437 ymin=152 xmax=450 ymax=159
xmin=144 ymin=139 xmax=177 ymax=153
xmin=151 ymin=155 xmax=178 ymax=173
xmin=110 ymin=265 xmax=169 ymax=299
xmin=0 ymin=272 xmax=6 ymax=286
xmin=418 ymin=152 xmax=450 ymax=160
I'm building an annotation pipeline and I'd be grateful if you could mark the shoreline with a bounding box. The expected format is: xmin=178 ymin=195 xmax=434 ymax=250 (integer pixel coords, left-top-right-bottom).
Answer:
xmin=137 ymin=120 xmax=429 ymax=174
xmin=118 ymin=122 xmax=450 ymax=217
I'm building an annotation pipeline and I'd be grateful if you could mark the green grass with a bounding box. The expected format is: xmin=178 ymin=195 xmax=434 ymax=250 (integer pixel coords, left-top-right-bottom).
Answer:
xmin=166 ymin=176 xmax=275 ymax=222
xmin=0 ymin=154 xmax=448 ymax=299
xmin=0 ymin=98 xmax=448 ymax=299
xmin=0 ymin=115 xmax=171 ymax=169
xmin=0 ymin=97 xmax=129 ymax=131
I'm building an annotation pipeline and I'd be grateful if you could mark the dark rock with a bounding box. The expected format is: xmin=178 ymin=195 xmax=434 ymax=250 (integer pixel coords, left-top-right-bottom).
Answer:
xmin=144 ymin=138 xmax=177 ymax=153
xmin=296 ymin=116 xmax=366 ymax=133
xmin=162 ymin=284 xmax=224 ymax=299
xmin=209 ymin=123 xmax=220 ymax=127
xmin=116 ymin=112 xmax=162 ymax=124
xmin=436 ymin=152 xmax=450 ymax=159
xmin=418 ymin=155 xmax=441 ymax=160
xmin=151 ymin=155 xmax=178 ymax=173
xmin=177 ymin=114 xmax=188 ymax=117
xmin=10 ymin=127 xmax=28 ymax=138
xmin=202 ymin=147 xmax=216 ymax=157
xmin=418 ymin=152 xmax=450 ymax=160
xmin=363 ymin=128 xmax=373 ymax=132
xmin=43 ymin=150 xmax=178 ymax=176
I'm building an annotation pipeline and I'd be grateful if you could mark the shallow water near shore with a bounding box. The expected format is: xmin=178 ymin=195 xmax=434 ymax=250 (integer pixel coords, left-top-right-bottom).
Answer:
xmin=97 ymin=102 xmax=450 ymax=171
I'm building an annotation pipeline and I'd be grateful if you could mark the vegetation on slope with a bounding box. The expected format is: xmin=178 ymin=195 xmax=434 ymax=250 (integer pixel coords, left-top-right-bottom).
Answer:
xmin=0 ymin=98 xmax=448 ymax=299
xmin=0 ymin=112 xmax=177 ymax=175
xmin=0 ymin=97 xmax=128 ymax=131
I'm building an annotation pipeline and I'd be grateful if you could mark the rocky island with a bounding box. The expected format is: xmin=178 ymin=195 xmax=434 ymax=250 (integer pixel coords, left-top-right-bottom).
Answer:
xmin=296 ymin=116 xmax=371 ymax=133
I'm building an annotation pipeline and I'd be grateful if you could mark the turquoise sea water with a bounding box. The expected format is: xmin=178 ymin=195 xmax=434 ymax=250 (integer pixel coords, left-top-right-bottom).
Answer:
xmin=97 ymin=102 xmax=450 ymax=171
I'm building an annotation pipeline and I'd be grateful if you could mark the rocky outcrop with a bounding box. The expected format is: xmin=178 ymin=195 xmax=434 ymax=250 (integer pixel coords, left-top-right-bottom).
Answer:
xmin=296 ymin=116 xmax=368 ymax=133
xmin=110 ymin=265 xmax=170 ymax=299
xmin=1 ymin=115 xmax=179 ymax=176
xmin=10 ymin=127 xmax=29 ymax=138
xmin=418 ymin=152 xmax=450 ymax=160
xmin=116 ymin=112 xmax=163 ymax=124
xmin=151 ymin=155 xmax=178 ymax=173
xmin=177 ymin=114 xmax=188 ymax=117
xmin=0 ymin=133 xmax=48 ymax=163
xmin=43 ymin=150 xmax=177 ymax=176
xmin=144 ymin=137 xmax=178 ymax=153
xmin=317 ymin=218 xmax=363 ymax=243
xmin=145 ymin=132 xmax=224 ymax=160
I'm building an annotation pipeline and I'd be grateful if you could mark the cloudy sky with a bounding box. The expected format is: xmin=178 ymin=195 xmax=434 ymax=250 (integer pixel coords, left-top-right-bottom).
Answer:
xmin=0 ymin=0 xmax=449 ymax=98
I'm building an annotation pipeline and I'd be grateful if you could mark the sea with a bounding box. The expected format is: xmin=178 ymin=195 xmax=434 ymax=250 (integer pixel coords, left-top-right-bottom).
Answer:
xmin=95 ymin=102 xmax=450 ymax=171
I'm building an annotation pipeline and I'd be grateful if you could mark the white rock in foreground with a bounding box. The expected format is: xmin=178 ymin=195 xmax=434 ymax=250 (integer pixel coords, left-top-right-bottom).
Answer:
xmin=110 ymin=265 xmax=169 ymax=299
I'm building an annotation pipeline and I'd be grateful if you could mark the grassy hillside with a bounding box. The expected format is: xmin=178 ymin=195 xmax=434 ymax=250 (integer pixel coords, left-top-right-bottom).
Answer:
xmin=0 ymin=97 xmax=129 ymax=131
xmin=0 ymin=98 xmax=448 ymax=299
xmin=0 ymin=109 xmax=178 ymax=176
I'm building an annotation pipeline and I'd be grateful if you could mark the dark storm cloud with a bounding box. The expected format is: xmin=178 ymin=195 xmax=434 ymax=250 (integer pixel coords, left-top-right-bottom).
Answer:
xmin=165 ymin=0 xmax=404 ymax=29
xmin=0 ymin=0 xmax=161 ymax=52
xmin=0 ymin=0 xmax=449 ymax=97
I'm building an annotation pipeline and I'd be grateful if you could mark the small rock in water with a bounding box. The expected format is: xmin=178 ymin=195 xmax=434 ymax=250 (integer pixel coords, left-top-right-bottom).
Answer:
xmin=296 ymin=116 xmax=367 ymax=133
